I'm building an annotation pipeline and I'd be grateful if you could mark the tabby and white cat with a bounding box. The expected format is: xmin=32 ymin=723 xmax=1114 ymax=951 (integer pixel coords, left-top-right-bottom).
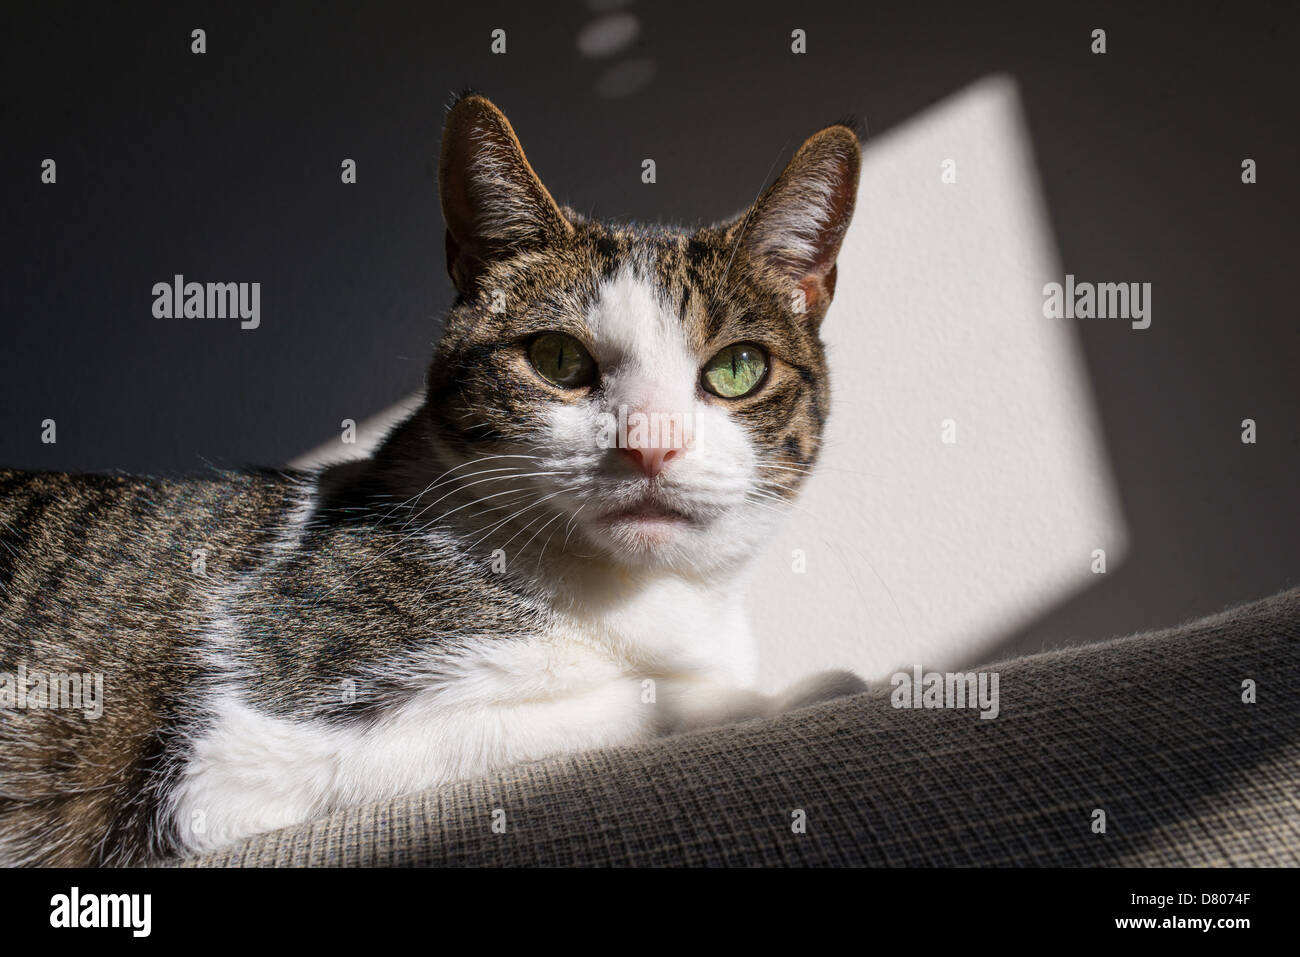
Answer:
xmin=0 ymin=95 xmax=863 ymax=865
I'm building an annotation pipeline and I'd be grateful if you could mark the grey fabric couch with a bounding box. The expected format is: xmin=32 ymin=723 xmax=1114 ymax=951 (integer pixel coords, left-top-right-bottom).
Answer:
xmin=182 ymin=587 xmax=1300 ymax=866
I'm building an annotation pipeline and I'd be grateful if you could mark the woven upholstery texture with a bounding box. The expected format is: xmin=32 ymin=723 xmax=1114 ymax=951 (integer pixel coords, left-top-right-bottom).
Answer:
xmin=181 ymin=588 xmax=1300 ymax=866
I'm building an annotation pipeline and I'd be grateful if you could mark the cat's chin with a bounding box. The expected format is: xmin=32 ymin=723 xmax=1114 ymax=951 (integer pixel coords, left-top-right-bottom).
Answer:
xmin=601 ymin=512 xmax=691 ymax=549
xmin=580 ymin=514 xmax=750 ymax=574
xmin=573 ymin=505 xmax=700 ymax=569
xmin=592 ymin=504 xmax=691 ymax=548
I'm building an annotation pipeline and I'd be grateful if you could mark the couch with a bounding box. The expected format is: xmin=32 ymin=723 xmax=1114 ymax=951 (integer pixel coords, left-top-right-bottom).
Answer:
xmin=181 ymin=587 xmax=1300 ymax=866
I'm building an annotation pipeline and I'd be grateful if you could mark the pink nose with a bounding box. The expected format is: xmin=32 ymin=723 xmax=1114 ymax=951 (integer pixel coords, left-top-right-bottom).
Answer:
xmin=622 ymin=446 xmax=681 ymax=478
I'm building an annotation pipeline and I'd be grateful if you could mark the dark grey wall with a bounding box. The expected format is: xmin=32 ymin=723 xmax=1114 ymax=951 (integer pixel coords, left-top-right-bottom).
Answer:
xmin=2 ymin=1 xmax=1297 ymax=658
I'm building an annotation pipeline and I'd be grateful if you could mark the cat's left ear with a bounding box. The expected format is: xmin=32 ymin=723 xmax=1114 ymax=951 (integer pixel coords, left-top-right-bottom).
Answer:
xmin=730 ymin=124 xmax=861 ymax=323
xmin=439 ymin=94 xmax=573 ymax=294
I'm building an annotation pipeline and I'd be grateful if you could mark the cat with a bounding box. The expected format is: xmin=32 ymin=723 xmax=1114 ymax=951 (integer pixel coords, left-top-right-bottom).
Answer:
xmin=0 ymin=94 xmax=864 ymax=866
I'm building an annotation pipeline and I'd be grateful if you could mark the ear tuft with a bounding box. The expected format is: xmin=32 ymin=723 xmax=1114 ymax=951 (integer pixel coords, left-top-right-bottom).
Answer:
xmin=439 ymin=95 xmax=571 ymax=293
xmin=732 ymin=124 xmax=861 ymax=321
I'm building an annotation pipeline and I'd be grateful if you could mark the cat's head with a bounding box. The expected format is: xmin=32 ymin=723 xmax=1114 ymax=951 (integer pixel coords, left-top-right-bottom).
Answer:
xmin=424 ymin=94 xmax=859 ymax=574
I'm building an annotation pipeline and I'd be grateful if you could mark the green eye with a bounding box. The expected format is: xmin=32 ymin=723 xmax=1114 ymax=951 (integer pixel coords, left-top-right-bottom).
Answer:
xmin=528 ymin=333 xmax=597 ymax=389
xmin=702 ymin=343 xmax=768 ymax=398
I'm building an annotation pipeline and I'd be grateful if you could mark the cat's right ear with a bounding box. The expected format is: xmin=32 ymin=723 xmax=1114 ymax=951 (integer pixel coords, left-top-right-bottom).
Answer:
xmin=439 ymin=94 xmax=573 ymax=294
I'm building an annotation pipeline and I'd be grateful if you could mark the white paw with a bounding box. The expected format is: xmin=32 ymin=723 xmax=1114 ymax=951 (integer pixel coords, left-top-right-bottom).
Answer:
xmin=774 ymin=669 xmax=868 ymax=713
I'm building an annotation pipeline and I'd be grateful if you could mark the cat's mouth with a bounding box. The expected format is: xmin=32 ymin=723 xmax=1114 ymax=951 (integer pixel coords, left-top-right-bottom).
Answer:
xmin=596 ymin=499 xmax=694 ymax=528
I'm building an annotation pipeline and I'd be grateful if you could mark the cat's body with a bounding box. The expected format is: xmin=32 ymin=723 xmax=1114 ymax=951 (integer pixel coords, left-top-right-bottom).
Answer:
xmin=0 ymin=96 xmax=863 ymax=865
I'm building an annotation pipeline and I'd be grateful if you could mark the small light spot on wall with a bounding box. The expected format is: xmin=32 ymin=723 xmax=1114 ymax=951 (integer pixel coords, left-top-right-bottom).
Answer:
xmin=577 ymin=12 xmax=640 ymax=58
xmin=595 ymin=57 xmax=656 ymax=99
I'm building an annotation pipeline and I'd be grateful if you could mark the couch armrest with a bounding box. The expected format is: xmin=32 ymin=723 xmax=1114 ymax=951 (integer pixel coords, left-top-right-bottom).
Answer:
xmin=179 ymin=587 xmax=1300 ymax=866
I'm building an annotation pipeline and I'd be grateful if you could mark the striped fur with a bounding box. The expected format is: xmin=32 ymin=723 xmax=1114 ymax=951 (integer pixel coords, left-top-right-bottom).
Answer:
xmin=0 ymin=95 xmax=861 ymax=864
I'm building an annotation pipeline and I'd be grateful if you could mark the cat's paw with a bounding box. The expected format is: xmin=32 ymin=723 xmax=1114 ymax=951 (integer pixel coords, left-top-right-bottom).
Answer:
xmin=774 ymin=669 xmax=869 ymax=713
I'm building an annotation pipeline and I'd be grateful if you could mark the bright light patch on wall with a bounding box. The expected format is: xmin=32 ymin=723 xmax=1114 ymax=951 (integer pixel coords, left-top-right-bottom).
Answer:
xmin=290 ymin=75 xmax=1128 ymax=690
xmin=290 ymin=393 xmax=422 ymax=470
xmin=749 ymin=74 xmax=1128 ymax=688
